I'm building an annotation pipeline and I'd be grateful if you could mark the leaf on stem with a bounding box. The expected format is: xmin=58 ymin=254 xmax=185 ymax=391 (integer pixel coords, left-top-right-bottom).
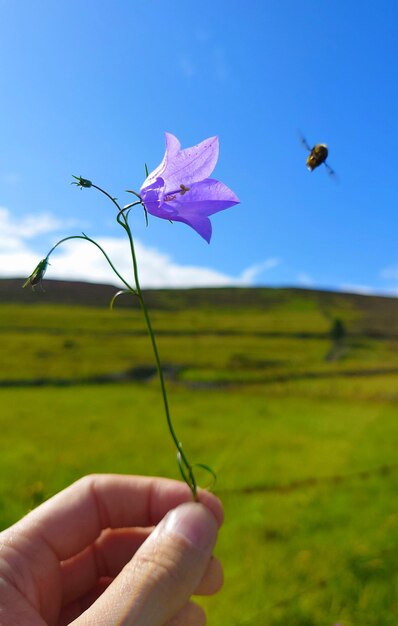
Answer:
xmin=193 ymin=463 xmax=217 ymax=491
xmin=109 ymin=289 xmax=136 ymax=310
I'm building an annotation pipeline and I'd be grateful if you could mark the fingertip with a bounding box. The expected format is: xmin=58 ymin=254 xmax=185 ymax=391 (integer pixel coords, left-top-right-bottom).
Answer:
xmin=163 ymin=502 xmax=218 ymax=552
xmin=150 ymin=478 xmax=224 ymax=528
xmin=196 ymin=489 xmax=224 ymax=528
xmin=195 ymin=555 xmax=224 ymax=596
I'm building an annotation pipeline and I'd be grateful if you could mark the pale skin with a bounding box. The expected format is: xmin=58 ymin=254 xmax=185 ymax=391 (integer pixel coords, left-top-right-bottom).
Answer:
xmin=0 ymin=474 xmax=224 ymax=625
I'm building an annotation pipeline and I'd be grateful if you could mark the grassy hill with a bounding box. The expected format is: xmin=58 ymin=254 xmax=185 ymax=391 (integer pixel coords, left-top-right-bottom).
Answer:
xmin=2 ymin=277 xmax=398 ymax=324
xmin=0 ymin=279 xmax=397 ymax=387
xmin=1 ymin=279 xmax=398 ymax=625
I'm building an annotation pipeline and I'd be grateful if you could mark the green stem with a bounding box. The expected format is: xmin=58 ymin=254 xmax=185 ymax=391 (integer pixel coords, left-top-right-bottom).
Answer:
xmin=92 ymin=184 xmax=198 ymax=498
xmin=91 ymin=183 xmax=122 ymax=212
xmin=46 ymin=235 xmax=136 ymax=294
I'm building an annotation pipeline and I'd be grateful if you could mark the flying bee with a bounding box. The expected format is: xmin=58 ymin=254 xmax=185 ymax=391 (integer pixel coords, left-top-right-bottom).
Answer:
xmin=300 ymin=135 xmax=336 ymax=177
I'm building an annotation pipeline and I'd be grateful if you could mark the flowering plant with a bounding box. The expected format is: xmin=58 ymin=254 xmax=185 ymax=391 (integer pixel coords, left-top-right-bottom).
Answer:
xmin=24 ymin=133 xmax=239 ymax=498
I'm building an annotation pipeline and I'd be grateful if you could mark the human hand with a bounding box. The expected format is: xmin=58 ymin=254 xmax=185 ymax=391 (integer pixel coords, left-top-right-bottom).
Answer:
xmin=0 ymin=474 xmax=224 ymax=625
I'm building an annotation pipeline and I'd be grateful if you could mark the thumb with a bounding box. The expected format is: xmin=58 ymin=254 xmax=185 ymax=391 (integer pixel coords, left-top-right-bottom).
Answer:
xmin=76 ymin=502 xmax=219 ymax=626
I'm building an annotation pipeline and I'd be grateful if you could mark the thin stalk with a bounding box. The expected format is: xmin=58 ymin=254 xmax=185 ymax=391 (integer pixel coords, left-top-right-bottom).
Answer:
xmin=46 ymin=235 xmax=136 ymax=294
xmin=93 ymin=184 xmax=198 ymax=498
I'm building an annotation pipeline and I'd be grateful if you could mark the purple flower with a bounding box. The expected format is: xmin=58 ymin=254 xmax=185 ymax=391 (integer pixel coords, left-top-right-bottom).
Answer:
xmin=139 ymin=132 xmax=239 ymax=242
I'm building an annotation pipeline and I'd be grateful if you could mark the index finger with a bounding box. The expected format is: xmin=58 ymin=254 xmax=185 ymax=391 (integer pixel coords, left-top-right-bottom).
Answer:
xmin=14 ymin=474 xmax=223 ymax=562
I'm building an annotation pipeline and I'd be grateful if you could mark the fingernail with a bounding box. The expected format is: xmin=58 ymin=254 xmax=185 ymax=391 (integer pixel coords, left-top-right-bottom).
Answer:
xmin=163 ymin=502 xmax=217 ymax=551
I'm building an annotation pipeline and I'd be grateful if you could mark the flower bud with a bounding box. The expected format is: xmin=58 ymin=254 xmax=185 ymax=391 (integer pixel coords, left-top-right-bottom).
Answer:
xmin=22 ymin=258 xmax=48 ymax=289
xmin=72 ymin=175 xmax=92 ymax=188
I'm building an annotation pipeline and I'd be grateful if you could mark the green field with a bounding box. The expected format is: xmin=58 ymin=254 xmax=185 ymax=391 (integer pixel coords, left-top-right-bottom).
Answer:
xmin=0 ymin=283 xmax=397 ymax=625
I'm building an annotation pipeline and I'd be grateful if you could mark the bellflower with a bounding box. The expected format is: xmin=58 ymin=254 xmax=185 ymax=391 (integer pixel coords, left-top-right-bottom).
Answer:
xmin=139 ymin=132 xmax=239 ymax=242
xmin=23 ymin=131 xmax=238 ymax=498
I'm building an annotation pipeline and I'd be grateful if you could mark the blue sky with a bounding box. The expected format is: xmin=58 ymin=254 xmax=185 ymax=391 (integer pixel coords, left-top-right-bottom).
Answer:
xmin=1 ymin=0 xmax=397 ymax=293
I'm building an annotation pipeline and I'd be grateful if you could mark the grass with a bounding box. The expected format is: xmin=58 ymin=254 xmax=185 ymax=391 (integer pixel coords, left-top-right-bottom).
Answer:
xmin=0 ymin=287 xmax=397 ymax=625
xmin=0 ymin=301 xmax=397 ymax=384
xmin=0 ymin=382 xmax=397 ymax=625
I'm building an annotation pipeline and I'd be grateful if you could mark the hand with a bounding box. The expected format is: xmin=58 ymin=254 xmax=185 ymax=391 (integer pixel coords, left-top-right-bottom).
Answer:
xmin=0 ymin=474 xmax=224 ymax=625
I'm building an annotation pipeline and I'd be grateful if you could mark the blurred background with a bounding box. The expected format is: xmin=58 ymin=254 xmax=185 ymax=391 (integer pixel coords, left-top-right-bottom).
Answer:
xmin=1 ymin=2 xmax=398 ymax=625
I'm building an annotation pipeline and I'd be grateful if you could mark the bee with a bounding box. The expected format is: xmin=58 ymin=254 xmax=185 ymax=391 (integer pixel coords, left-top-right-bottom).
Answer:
xmin=300 ymin=135 xmax=336 ymax=177
xmin=22 ymin=258 xmax=48 ymax=291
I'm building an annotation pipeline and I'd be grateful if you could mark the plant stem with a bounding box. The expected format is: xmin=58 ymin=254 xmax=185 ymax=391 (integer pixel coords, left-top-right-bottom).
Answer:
xmin=46 ymin=235 xmax=136 ymax=293
xmin=93 ymin=184 xmax=198 ymax=498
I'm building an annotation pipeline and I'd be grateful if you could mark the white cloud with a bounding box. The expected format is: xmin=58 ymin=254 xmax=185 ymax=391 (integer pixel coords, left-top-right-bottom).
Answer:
xmin=239 ymin=258 xmax=280 ymax=284
xmin=0 ymin=208 xmax=66 ymax=272
xmin=0 ymin=206 xmax=64 ymax=240
xmin=339 ymin=283 xmax=398 ymax=297
xmin=340 ymin=283 xmax=375 ymax=295
xmin=0 ymin=207 xmax=279 ymax=288
xmin=23 ymin=237 xmax=279 ymax=289
xmin=339 ymin=261 xmax=398 ymax=296
xmin=40 ymin=237 xmax=241 ymax=288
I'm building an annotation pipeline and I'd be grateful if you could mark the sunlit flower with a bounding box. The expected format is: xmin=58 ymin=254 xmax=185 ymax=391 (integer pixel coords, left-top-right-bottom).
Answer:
xmin=139 ymin=132 xmax=239 ymax=242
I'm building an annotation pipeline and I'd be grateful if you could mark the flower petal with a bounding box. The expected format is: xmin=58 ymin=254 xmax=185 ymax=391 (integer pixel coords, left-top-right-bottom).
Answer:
xmin=140 ymin=177 xmax=179 ymax=219
xmin=162 ymin=136 xmax=219 ymax=191
xmin=139 ymin=133 xmax=240 ymax=242
xmin=172 ymin=214 xmax=213 ymax=243
xmin=140 ymin=133 xmax=181 ymax=189
xmin=165 ymin=178 xmax=240 ymax=216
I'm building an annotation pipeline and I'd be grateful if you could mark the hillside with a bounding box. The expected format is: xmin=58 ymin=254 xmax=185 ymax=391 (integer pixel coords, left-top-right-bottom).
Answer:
xmin=0 ymin=279 xmax=397 ymax=388
xmin=1 ymin=278 xmax=398 ymax=336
